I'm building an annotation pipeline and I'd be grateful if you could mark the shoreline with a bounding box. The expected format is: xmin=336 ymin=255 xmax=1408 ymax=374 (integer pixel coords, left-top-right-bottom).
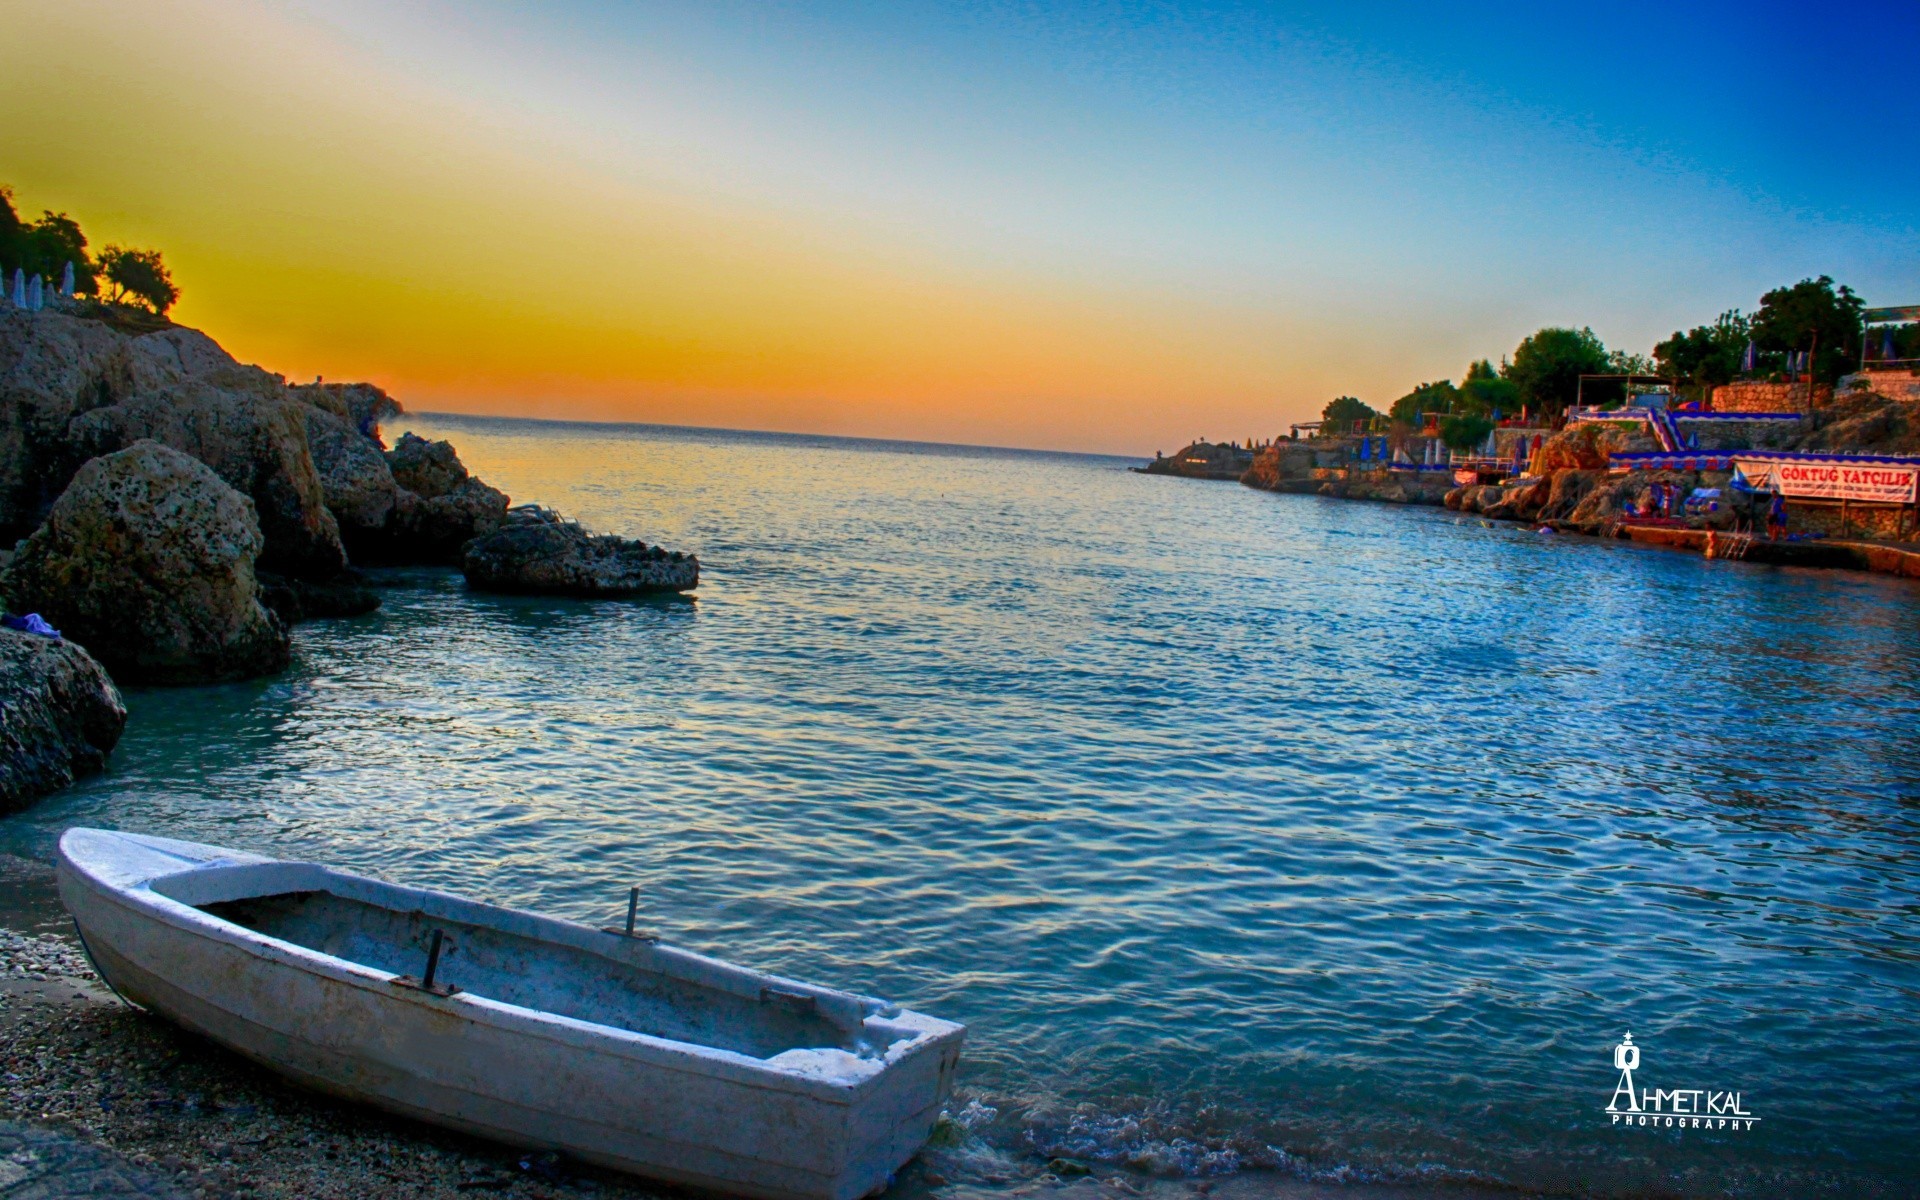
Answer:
xmin=0 ymin=853 xmax=1535 ymax=1200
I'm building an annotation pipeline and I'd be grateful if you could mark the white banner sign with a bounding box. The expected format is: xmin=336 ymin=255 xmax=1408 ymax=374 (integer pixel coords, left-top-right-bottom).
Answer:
xmin=1735 ymin=458 xmax=1920 ymax=504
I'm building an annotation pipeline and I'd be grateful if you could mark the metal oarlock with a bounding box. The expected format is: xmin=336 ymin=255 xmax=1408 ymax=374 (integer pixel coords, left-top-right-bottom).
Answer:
xmin=391 ymin=927 xmax=460 ymax=995
xmin=603 ymin=885 xmax=661 ymax=943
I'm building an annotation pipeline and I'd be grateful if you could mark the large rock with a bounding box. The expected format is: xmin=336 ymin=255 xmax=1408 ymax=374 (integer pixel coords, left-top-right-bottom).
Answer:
xmin=304 ymin=406 xmax=399 ymax=535
xmin=291 ymin=381 xmax=402 ymax=446
xmin=462 ymin=506 xmax=698 ymax=596
xmin=1537 ymin=469 xmax=1604 ymax=521
xmin=379 ymin=433 xmax=510 ymax=563
xmin=1564 ymin=469 xmax=1697 ymax=532
xmin=0 ymin=628 xmax=126 ymax=813
xmin=2 ymin=441 xmax=289 ymax=684
xmin=386 ymin=431 xmax=472 ymax=499
xmin=0 ymin=309 xmax=346 ymax=578
xmin=1534 ymin=423 xmax=1633 ymax=472
xmin=1481 ymin=476 xmax=1551 ymax=522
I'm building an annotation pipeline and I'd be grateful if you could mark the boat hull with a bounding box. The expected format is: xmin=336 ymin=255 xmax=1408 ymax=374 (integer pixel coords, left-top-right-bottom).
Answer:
xmin=58 ymin=830 xmax=962 ymax=1200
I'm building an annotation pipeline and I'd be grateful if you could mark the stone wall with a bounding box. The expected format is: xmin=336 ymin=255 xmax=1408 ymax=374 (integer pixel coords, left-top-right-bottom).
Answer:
xmin=1673 ymin=416 xmax=1804 ymax=451
xmin=1712 ymin=381 xmax=1831 ymax=414
xmin=1781 ymin=501 xmax=1916 ymax=542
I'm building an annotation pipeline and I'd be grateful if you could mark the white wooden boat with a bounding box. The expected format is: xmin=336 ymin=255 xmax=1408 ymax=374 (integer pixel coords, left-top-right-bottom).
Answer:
xmin=57 ymin=828 xmax=964 ymax=1200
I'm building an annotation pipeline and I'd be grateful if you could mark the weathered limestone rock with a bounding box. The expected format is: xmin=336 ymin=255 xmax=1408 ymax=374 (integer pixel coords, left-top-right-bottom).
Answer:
xmin=0 ymin=309 xmax=346 ymax=577
xmin=291 ymin=381 xmax=402 ymax=446
xmin=2 ymin=441 xmax=289 ymax=684
xmin=1533 ymin=423 xmax=1633 ymax=472
xmin=1481 ymin=476 xmax=1551 ymax=522
xmin=379 ymin=433 xmax=510 ymax=563
xmin=1537 ymin=469 xmax=1604 ymax=521
xmin=1454 ymin=484 xmax=1505 ymax=514
xmin=303 ymin=406 xmax=400 ymax=534
xmin=0 ymin=628 xmax=126 ymax=813
xmin=1240 ymin=443 xmax=1316 ymax=490
xmin=1564 ymin=469 xmax=1698 ymax=532
xmin=462 ymin=506 xmax=698 ymax=596
xmin=386 ymin=431 xmax=472 ymax=499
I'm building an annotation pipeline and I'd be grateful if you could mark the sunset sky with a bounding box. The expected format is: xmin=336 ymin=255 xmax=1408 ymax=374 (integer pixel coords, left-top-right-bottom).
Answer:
xmin=4 ymin=1 xmax=1915 ymax=454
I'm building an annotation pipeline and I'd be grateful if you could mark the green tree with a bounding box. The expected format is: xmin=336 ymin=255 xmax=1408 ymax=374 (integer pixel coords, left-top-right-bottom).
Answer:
xmin=1388 ymin=380 xmax=1458 ymax=425
xmin=1439 ymin=413 xmax=1495 ymax=452
xmin=1457 ymin=372 xmax=1519 ymax=416
xmin=1321 ymin=395 xmax=1377 ymax=428
xmin=1501 ymin=327 xmax=1609 ymax=416
xmin=1654 ymin=310 xmax=1749 ymax=398
xmin=16 ymin=210 xmax=96 ymax=293
xmin=0 ymin=187 xmax=21 ymax=271
xmin=1750 ymin=275 xmax=1863 ymax=383
xmin=98 ymin=245 xmax=179 ymax=315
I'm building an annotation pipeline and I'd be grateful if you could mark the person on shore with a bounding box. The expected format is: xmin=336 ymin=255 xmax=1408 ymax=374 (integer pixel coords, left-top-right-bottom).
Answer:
xmin=1767 ymin=492 xmax=1787 ymax=540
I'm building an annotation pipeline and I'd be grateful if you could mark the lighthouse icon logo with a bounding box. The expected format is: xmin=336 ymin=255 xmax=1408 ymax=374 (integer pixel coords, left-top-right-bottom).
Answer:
xmin=1607 ymin=1033 xmax=1641 ymax=1112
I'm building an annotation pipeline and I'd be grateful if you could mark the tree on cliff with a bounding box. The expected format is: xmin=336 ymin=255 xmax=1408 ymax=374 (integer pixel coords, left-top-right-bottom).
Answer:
xmin=1655 ymin=310 xmax=1750 ymax=398
xmin=1750 ymin=276 xmax=1862 ymax=382
xmin=1501 ymin=327 xmax=1609 ymax=416
xmin=1388 ymin=381 xmax=1458 ymax=425
xmin=99 ymin=246 xmax=179 ymax=315
xmin=1321 ymin=395 xmax=1377 ymax=429
xmin=0 ymin=187 xmax=98 ymax=293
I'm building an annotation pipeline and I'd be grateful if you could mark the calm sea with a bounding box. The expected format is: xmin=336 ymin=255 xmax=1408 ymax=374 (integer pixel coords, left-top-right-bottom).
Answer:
xmin=7 ymin=414 xmax=1919 ymax=1197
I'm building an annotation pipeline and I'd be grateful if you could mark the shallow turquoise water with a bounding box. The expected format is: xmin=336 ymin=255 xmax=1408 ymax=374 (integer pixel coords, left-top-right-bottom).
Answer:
xmin=8 ymin=415 xmax=1919 ymax=1197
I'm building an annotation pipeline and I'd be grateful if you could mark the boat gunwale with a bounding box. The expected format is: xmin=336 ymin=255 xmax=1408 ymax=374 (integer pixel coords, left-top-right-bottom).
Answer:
xmin=58 ymin=829 xmax=963 ymax=1104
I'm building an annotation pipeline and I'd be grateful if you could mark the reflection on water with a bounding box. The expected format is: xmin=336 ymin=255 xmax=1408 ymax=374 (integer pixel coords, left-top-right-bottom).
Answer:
xmin=8 ymin=414 xmax=1920 ymax=1198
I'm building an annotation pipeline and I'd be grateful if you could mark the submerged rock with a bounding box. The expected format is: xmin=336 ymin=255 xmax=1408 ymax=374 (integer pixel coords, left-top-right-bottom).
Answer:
xmin=462 ymin=506 xmax=698 ymax=596
xmin=256 ymin=569 xmax=381 ymax=625
xmin=2 ymin=441 xmax=289 ymax=684
xmin=0 ymin=627 xmax=126 ymax=813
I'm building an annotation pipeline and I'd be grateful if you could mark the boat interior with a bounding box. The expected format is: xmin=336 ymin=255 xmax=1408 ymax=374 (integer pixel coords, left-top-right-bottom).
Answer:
xmin=154 ymin=865 xmax=873 ymax=1061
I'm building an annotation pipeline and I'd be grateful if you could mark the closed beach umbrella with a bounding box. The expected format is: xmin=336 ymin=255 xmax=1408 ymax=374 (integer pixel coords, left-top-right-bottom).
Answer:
xmin=1886 ymin=328 xmax=1900 ymax=361
xmin=27 ymin=275 xmax=42 ymax=310
xmin=60 ymin=261 xmax=74 ymax=298
xmin=1742 ymin=341 xmax=1757 ymax=373
xmin=10 ymin=270 xmax=22 ymax=308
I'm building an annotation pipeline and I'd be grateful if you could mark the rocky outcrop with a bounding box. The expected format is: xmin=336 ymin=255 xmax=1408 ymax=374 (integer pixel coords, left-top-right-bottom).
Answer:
xmin=335 ymin=432 xmax=512 ymax=565
xmin=1480 ymin=476 xmax=1551 ymax=522
xmin=1 ymin=441 xmax=289 ymax=685
xmin=0 ymin=309 xmax=346 ymax=578
xmin=303 ymin=406 xmax=399 ymax=535
xmin=462 ymin=506 xmax=698 ymax=596
xmin=0 ymin=628 xmax=126 ymax=813
xmin=1536 ymin=468 xmax=1604 ymax=521
xmin=1240 ymin=442 xmax=1317 ymax=490
xmin=1793 ymin=389 xmax=1920 ymax=456
xmin=1533 ymin=423 xmax=1635 ymax=472
xmin=1564 ymin=469 xmax=1704 ymax=532
xmin=291 ymin=381 xmax=402 ymax=445
xmin=1243 ymin=440 xmax=1451 ymax=504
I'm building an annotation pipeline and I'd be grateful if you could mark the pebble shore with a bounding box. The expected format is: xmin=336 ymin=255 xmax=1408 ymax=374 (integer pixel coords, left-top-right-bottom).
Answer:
xmin=0 ymin=925 xmax=677 ymax=1200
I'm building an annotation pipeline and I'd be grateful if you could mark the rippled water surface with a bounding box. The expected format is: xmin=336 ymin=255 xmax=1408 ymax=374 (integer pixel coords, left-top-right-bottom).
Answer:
xmin=9 ymin=415 xmax=1920 ymax=1197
